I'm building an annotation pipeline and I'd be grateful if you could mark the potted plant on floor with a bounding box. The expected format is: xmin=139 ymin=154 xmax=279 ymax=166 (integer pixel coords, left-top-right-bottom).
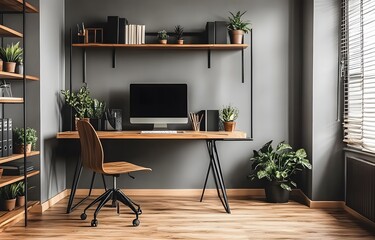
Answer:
xmin=0 ymin=42 xmax=23 ymax=73
xmin=174 ymin=25 xmax=184 ymax=44
xmin=89 ymin=99 xmax=106 ymax=131
xmin=249 ymin=141 xmax=312 ymax=203
xmin=0 ymin=183 xmax=18 ymax=211
xmin=16 ymin=181 xmax=25 ymax=207
xmin=219 ymin=105 xmax=239 ymax=132
xmin=13 ymin=127 xmax=38 ymax=154
xmin=157 ymin=30 xmax=169 ymax=44
xmin=227 ymin=11 xmax=251 ymax=44
xmin=61 ymin=84 xmax=93 ymax=130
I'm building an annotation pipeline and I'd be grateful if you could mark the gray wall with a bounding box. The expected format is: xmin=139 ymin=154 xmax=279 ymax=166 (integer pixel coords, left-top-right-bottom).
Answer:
xmin=63 ymin=0 xmax=298 ymax=190
xmin=301 ymin=0 xmax=343 ymax=201
xmin=40 ymin=0 xmax=65 ymax=203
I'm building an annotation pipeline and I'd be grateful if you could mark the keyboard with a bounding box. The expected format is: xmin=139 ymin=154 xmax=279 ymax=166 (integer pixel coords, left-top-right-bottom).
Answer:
xmin=141 ymin=130 xmax=178 ymax=134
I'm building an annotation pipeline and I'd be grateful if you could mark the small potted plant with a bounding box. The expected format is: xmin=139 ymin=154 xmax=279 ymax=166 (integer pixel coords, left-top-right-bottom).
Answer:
xmin=0 ymin=42 xmax=23 ymax=73
xmin=61 ymin=84 xmax=93 ymax=130
xmin=249 ymin=141 xmax=312 ymax=203
xmin=89 ymin=99 xmax=106 ymax=131
xmin=219 ymin=105 xmax=239 ymax=132
xmin=0 ymin=183 xmax=18 ymax=211
xmin=16 ymin=181 xmax=25 ymax=207
xmin=16 ymin=57 xmax=23 ymax=75
xmin=157 ymin=30 xmax=169 ymax=44
xmin=13 ymin=127 xmax=38 ymax=154
xmin=227 ymin=11 xmax=251 ymax=44
xmin=174 ymin=25 xmax=184 ymax=44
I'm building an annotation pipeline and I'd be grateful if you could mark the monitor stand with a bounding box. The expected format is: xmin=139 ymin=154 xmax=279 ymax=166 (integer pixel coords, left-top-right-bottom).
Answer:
xmin=153 ymin=123 xmax=168 ymax=130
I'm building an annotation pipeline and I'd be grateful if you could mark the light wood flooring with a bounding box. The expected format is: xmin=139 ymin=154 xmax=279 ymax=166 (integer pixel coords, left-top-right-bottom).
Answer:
xmin=1 ymin=195 xmax=374 ymax=239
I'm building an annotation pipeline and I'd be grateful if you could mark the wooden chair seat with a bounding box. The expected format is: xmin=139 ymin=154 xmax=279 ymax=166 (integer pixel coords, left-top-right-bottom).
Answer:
xmin=103 ymin=161 xmax=151 ymax=175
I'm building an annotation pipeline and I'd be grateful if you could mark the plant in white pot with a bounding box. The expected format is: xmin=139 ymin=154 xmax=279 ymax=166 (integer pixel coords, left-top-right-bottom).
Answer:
xmin=13 ymin=127 xmax=38 ymax=154
xmin=219 ymin=105 xmax=239 ymax=132
xmin=0 ymin=183 xmax=18 ymax=211
xmin=61 ymin=84 xmax=93 ymax=130
xmin=249 ymin=141 xmax=312 ymax=203
xmin=0 ymin=42 xmax=23 ymax=73
xmin=227 ymin=11 xmax=251 ymax=44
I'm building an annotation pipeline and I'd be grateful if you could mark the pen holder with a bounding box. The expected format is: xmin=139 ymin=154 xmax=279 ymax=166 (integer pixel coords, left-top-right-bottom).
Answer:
xmin=190 ymin=112 xmax=203 ymax=131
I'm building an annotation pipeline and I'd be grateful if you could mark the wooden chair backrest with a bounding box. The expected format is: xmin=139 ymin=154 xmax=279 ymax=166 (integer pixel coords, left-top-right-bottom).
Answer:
xmin=77 ymin=120 xmax=105 ymax=174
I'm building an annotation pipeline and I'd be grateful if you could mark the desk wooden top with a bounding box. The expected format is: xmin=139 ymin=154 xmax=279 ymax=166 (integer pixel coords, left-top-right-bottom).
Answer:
xmin=56 ymin=131 xmax=247 ymax=140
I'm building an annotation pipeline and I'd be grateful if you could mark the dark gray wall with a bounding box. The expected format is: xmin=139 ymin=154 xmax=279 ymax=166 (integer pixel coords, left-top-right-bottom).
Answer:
xmin=40 ymin=0 xmax=65 ymax=203
xmin=301 ymin=0 xmax=343 ymax=201
xmin=64 ymin=0 xmax=298 ymax=190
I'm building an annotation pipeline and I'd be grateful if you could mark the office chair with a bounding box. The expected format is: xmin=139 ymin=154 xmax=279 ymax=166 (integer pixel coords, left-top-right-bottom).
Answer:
xmin=77 ymin=120 xmax=151 ymax=227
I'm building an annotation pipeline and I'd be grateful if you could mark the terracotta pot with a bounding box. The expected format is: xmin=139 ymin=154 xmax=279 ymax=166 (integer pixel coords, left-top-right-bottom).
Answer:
xmin=159 ymin=39 xmax=167 ymax=44
xmin=0 ymin=168 xmax=3 ymax=178
xmin=1 ymin=199 xmax=16 ymax=211
xmin=230 ymin=30 xmax=244 ymax=44
xmin=16 ymin=196 xmax=25 ymax=207
xmin=224 ymin=121 xmax=236 ymax=132
xmin=4 ymin=62 xmax=16 ymax=73
xmin=75 ymin=117 xmax=90 ymax=130
xmin=177 ymin=39 xmax=184 ymax=45
xmin=0 ymin=60 xmax=3 ymax=71
xmin=14 ymin=144 xmax=32 ymax=154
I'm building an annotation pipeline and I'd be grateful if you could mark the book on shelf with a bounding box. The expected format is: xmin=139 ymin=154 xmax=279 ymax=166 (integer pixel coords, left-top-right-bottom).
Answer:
xmin=1 ymin=162 xmax=34 ymax=176
xmin=0 ymin=118 xmax=13 ymax=157
xmin=125 ymin=24 xmax=145 ymax=44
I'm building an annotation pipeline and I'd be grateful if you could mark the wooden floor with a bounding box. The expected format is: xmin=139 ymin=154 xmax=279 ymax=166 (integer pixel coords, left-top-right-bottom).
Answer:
xmin=1 ymin=195 xmax=374 ymax=239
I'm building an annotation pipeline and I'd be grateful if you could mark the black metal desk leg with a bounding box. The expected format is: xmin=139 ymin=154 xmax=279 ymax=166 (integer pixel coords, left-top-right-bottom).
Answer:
xmin=200 ymin=140 xmax=231 ymax=213
xmin=66 ymin=158 xmax=83 ymax=213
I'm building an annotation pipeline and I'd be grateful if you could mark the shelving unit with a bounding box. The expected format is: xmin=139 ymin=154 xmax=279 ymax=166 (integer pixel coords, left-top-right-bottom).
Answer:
xmin=72 ymin=43 xmax=248 ymax=50
xmin=0 ymin=0 xmax=39 ymax=228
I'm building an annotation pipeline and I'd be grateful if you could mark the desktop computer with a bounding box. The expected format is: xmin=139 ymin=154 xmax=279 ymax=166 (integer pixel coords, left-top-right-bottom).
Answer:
xmin=130 ymin=84 xmax=188 ymax=131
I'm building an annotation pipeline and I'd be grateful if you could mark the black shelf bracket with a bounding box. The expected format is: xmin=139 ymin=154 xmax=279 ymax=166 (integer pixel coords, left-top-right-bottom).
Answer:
xmin=83 ymin=48 xmax=87 ymax=83
xmin=208 ymin=50 xmax=211 ymax=68
xmin=242 ymin=49 xmax=245 ymax=83
xmin=112 ymin=48 xmax=116 ymax=68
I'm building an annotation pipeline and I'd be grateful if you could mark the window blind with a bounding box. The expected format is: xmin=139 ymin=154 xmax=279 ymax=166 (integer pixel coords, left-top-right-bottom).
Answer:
xmin=343 ymin=0 xmax=375 ymax=152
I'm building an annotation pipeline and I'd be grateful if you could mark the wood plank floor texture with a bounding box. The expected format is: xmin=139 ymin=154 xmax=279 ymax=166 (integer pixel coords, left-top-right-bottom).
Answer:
xmin=1 ymin=195 xmax=374 ymax=239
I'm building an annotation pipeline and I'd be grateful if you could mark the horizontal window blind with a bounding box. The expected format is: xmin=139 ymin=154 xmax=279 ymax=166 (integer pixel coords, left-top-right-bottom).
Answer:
xmin=343 ymin=0 xmax=375 ymax=152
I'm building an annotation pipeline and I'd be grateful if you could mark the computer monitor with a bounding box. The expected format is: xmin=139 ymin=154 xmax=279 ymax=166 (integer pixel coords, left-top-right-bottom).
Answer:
xmin=130 ymin=84 xmax=188 ymax=129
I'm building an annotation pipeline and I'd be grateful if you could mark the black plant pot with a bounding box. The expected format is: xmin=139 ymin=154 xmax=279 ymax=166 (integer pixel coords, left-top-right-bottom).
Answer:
xmin=265 ymin=181 xmax=290 ymax=203
xmin=91 ymin=118 xmax=104 ymax=131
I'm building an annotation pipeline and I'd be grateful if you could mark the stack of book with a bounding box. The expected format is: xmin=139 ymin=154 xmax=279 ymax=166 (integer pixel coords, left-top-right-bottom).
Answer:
xmin=125 ymin=24 xmax=146 ymax=44
xmin=1 ymin=162 xmax=33 ymax=176
xmin=0 ymin=118 xmax=13 ymax=157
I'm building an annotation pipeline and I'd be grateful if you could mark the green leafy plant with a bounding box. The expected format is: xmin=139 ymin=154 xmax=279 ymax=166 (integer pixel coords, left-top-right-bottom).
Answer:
xmin=249 ymin=141 xmax=312 ymax=191
xmin=16 ymin=181 xmax=25 ymax=197
xmin=174 ymin=25 xmax=184 ymax=40
xmin=61 ymin=84 xmax=93 ymax=119
xmin=0 ymin=183 xmax=18 ymax=200
xmin=90 ymin=99 xmax=106 ymax=119
xmin=13 ymin=127 xmax=38 ymax=147
xmin=219 ymin=105 xmax=239 ymax=122
xmin=228 ymin=11 xmax=251 ymax=33
xmin=0 ymin=42 xmax=23 ymax=63
xmin=157 ymin=30 xmax=169 ymax=40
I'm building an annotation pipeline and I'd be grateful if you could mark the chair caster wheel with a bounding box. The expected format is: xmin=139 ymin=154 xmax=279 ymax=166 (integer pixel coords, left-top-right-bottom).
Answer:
xmin=80 ymin=213 xmax=87 ymax=220
xmin=91 ymin=219 xmax=98 ymax=227
xmin=132 ymin=219 xmax=140 ymax=227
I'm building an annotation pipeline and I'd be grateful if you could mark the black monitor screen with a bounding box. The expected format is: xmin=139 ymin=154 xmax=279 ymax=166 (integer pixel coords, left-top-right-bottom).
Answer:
xmin=130 ymin=84 xmax=188 ymax=118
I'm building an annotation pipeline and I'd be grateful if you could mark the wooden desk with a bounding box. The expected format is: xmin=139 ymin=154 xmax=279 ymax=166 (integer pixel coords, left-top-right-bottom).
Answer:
xmin=57 ymin=130 xmax=249 ymax=214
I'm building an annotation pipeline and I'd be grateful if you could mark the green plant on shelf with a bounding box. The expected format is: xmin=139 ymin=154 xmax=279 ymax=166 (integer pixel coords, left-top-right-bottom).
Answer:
xmin=16 ymin=181 xmax=25 ymax=197
xmin=227 ymin=11 xmax=251 ymax=33
xmin=174 ymin=25 xmax=184 ymax=40
xmin=219 ymin=105 xmax=239 ymax=122
xmin=90 ymin=99 xmax=106 ymax=119
xmin=0 ymin=42 xmax=23 ymax=63
xmin=157 ymin=30 xmax=169 ymax=40
xmin=61 ymin=84 xmax=94 ymax=119
xmin=0 ymin=183 xmax=18 ymax=200
xmin=13 ymin=127 xmax=38 ymax=148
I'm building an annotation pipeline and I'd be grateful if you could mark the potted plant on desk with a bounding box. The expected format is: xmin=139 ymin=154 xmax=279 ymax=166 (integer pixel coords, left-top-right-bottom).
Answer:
xmin=157 ymin=30 xmax=169 ymax=44
xmin=219 ymin=105 xmax=239 ymax=132
xmin=227 ymin=11 xmax=251 ymax=44
xmin=13 ymin=127 xmax=38 ymax=154
xmin=0 ymin=183 xmax=18 ymax=211
xmin=61 ymin=84 xmax=93 ymax=130
xmin=249 ymin=141 xmax=312 ymax=203
xmin=0 ymin=42 xmax=23 ymax=73
xmin=89 ymin=99 xmax=106 ymax=131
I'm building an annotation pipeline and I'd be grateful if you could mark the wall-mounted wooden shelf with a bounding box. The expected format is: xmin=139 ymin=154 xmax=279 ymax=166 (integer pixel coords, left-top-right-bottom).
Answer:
xmin=0 ymin=201 xmax=38 ymax=229
xmin=0 ymin=0 xmax=38 ymax=13
xmin=0 ymin=170 xmax=39 ymax=188
xmin=72 ymin=43 xmax=248 ymax=50
xmin=0 ymin=151 xmax=40 ymax=165
xmin=0 ymin=71 xmax=39 ymax=81
xmin=0 ymin=97 xmax=24 ymax=104
xmin=0 ymin=24 xmax=22 ymax=38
